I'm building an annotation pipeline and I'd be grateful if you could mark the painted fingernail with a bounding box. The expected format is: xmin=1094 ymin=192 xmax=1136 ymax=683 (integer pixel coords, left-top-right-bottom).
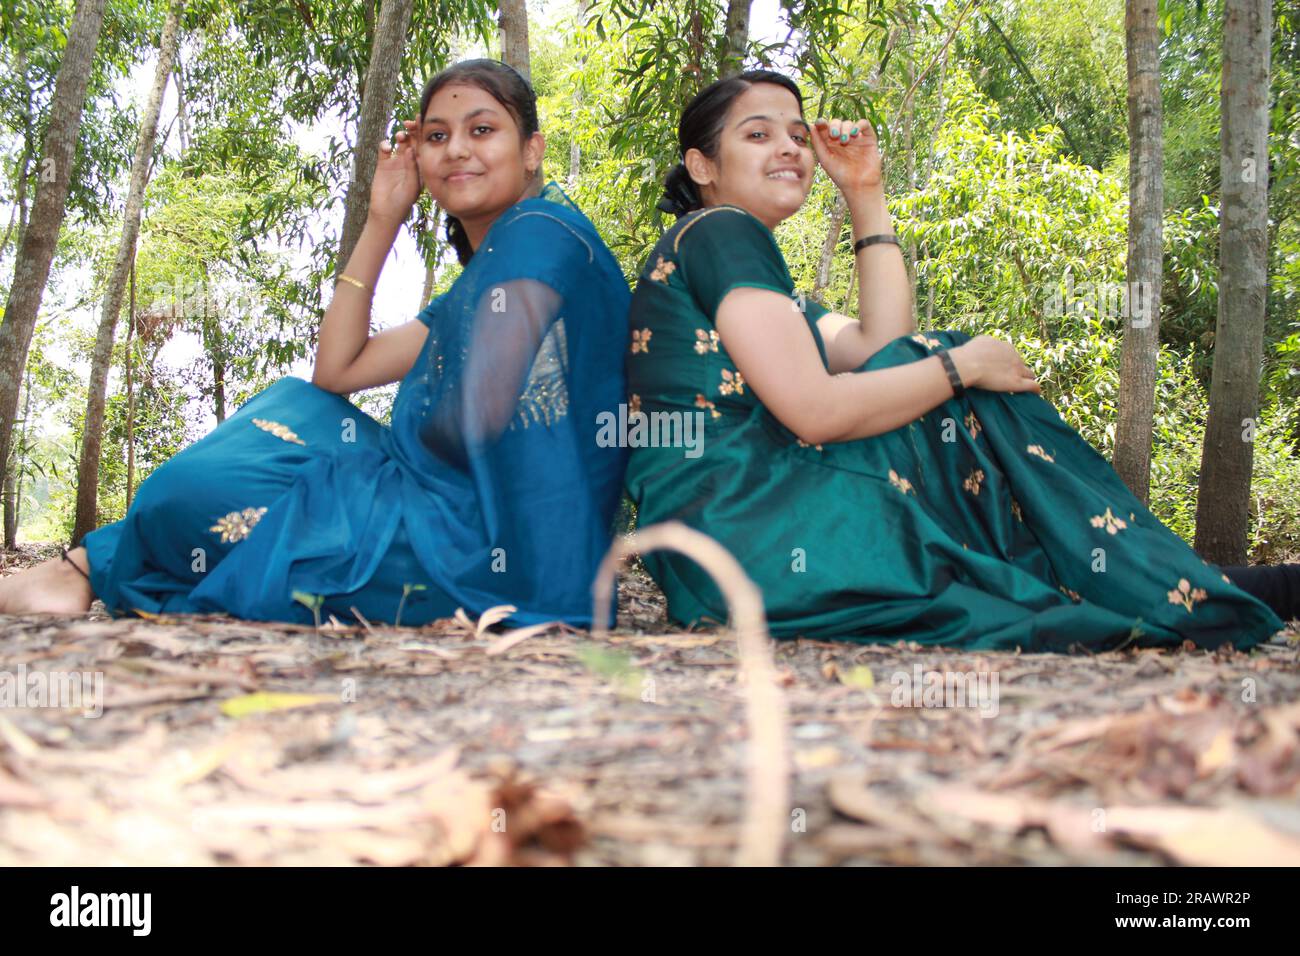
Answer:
xmin=850 ymin=126 xmax=859 ymax=135
xmin=840 ymin=133 xmax=849 ymax=143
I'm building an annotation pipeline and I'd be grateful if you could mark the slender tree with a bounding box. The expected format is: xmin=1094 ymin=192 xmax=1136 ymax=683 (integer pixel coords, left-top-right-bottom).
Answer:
xmin=1112 ymin=0 xmax=1164 ymax=502
xmin=720 ymin=0 xmax=752 ymax=79
xmin=1195 ymin=0 xmax=1273 ymax=565
xmin=337 ymin=0 xmax=416 ymax=270
xmin=567 ymin=0 xmax=590 ymax=186
xmin=73 ymin=0 xmax=185 ymax=546
xmin=498 ymin=0 xmax=530 ymax=79
xmin=0 ymin=0 xmax=107 ymax=546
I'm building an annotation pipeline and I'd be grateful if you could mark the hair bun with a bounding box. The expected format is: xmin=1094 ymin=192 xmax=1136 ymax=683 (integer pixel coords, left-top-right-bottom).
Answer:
xmin=657 ymin=163 xmax=702 ymax=218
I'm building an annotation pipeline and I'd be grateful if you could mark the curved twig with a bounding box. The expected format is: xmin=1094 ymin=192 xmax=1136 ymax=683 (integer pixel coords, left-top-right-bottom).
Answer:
xmin=591 ymin=521 xmax=789 ymax=867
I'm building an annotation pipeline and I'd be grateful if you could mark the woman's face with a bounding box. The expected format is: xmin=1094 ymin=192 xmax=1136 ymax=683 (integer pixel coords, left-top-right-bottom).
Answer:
xmin=687 ymin=83 xmax=813 ymax=229
xmin=418 ymin=82 xmax=544 ymax=222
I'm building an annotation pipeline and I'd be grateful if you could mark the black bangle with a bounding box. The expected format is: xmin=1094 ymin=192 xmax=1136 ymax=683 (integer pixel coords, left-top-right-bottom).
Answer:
xmin=852 ymin=233 xmax=900 ymax=254
xmin=935 ymin=347 xmax=965 ymax=400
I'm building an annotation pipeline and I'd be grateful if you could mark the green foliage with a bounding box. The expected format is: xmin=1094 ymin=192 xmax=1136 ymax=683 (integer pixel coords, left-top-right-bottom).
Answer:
xmin=892 ymin=69 xmax=1127 ymax=337
xmin=292 ymin=590 xmax=325 ymax=628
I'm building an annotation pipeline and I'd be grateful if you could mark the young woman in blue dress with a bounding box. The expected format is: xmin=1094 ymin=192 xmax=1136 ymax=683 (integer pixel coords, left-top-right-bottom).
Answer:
xmin=0 ymin=59 xmax=631 ymax=628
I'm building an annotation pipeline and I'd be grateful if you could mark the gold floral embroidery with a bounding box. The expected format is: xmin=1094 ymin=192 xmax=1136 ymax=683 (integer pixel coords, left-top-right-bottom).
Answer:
xmin=963 ymin=467 xmax=986 ymax=496
xmin=1089 ymin=507 xmax=1128 ymax=535
xmin=649 ymin=255 xmax=676 ymax=282
xmin=629 ymin=394 xmax=642 ymax=415
xmin=1059 ymin=584 xmax=1081 ymax=602
xmin=511 ymin=320 xmax=569 ymax=430
xmin=889 ymin=469 xmax=914 ymax=495
xmin=694 ymin=329 xmax=720 ymax=354
xmin=1011 ymin=498 xmax=1024 ymax=522
xmin=1168 ymin=578 xmax=1208 ymax=613
xmin=210 ymin=506 xmax=268 ymax=544
xmin=719 ymin=368 xmax=745 ymax=396
xmin=630 ymin=329 xmax=652 ymax=354
xmin=252 ymin=418 xmax=305 ymax=445
xmin=796 ymin=438 xmax=823 ymax=451
xmin=1221 ymin=573 xmax=1232 ymax=584
xmin=911 ymin=333 xmax=942 ymax=349
xmin=1026 ymin=444 xmax=1055 ymax=463
xmin=694 ymin=394 xmax=721 ymax=419
xmin=965 ymin=411 xmax=982 ymax=441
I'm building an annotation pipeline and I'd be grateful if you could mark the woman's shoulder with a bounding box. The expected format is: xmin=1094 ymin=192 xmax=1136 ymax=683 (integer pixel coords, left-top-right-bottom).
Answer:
xmin=476 ymin=186 xmax=627 ymax=301
xmin=665 ymin=204 xmax=777 ymax=256
xmin=491 ymin=185 xmax=604 ymax=266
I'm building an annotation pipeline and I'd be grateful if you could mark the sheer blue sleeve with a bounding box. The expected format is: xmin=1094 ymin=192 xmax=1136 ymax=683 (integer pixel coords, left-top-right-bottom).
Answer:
xmin=415 ymin=211 xmax=591 ymax=467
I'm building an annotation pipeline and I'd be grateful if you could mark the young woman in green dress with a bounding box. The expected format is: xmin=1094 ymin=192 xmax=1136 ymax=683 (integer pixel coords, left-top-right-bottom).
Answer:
xmin=624 ymin=70 xmax=1295 ymax=652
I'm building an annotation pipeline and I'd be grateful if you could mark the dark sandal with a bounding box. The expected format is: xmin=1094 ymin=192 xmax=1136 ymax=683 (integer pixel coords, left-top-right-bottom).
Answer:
xmin=60 ymin=546 xmax=91 ymax=584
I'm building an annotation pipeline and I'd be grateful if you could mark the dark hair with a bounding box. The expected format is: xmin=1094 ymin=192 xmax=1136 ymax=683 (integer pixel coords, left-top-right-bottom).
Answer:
xmin=418 ymin=59 xmax=541 ymax=265
xmin=658 ymin=70 xmax=804 ymax=218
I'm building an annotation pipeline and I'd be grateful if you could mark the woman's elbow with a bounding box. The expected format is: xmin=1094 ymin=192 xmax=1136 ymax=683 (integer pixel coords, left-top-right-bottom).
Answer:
xmin=310 ymin=366 xmax=344 ymax=393
xmin=787 ymin=408 xmax=844 ymax=447
xmin=789 ymin=402 xmax=876 ymax=446
xmin=795 ymin=422 xmax=842 ymax=446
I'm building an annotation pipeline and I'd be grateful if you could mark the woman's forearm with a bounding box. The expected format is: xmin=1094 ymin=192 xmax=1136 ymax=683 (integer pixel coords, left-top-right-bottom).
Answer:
xmin=312 ymin=215 xmax=402 ymax=389
xmin=800 ymin=343 xmax=984 ymax=445
xmin=846 ymin=186 xmax=915 ymax=344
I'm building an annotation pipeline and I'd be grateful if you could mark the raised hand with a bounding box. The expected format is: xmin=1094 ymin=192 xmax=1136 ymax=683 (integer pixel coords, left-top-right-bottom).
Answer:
xmin=811 ymin=116 xmax=883 ymax=197
xmin=368 ymin=120 xmax=422 ymax=228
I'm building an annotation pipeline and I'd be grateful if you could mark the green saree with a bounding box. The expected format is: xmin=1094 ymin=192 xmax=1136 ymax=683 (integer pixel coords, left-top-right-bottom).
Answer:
xmin=623 ymin=205 xmax=1286 ymax=652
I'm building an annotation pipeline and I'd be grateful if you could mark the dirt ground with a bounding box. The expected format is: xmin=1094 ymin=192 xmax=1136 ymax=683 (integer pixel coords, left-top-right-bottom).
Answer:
xmin=2 ymin=540 xmax=1298 ymax=866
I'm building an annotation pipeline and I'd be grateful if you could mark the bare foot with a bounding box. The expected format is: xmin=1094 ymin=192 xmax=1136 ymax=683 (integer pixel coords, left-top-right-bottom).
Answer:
xmin=0 ymin=548 xmax=95 ymax=615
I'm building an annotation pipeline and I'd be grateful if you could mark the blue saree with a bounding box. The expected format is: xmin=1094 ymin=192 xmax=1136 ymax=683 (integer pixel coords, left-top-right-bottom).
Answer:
xmin=83 ymin=182 xmax=631 ymax=628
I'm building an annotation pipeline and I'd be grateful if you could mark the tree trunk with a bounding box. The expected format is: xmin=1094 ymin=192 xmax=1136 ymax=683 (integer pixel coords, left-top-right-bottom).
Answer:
xmin=567 ymin=0 xmax=589 ymax=186
xmin=202 ymin=263 xmax=227 ymax=423
xmin=812 ymin=196 xmax=846 ymax=301
xmin=420 ymin=262 xmax=436 ymax=311
xmin=6 ymin=368 xmax=33 ymax=548
xmin=1112 ymin=0 xmax=1164 ymax=502
xmin=498 ymin=0 xmax=531 ymax=79
xmin=1195 ymin=0 xmax=1272 ymax=565
xmin=174 ymin=54 xmax=191 ymax=153
xmin=2 ymin=446 xmax=15 ymax=547
xmin=337 ymin=0 xmax=416 ymax=271
xmin=2 ymin=467 xmax=14 ymax=547
xmin=811 ymin=29 xmax=895 ymax=306
xmin=0 ymin=0 xmax=107 ymax=538
xmin=720 ymin=0 xmax=751 ymax=78
xmin=922 ymin=42 xmax=953 ymax=332
xmin=0 ymin=50 xmax=34 ymax=263
xmin=903 ymin=51 xmax=917 ymax=297
xmin=125 ymin=262 xmax=136 ymax=509
xmin=72 ymin=1 xmax=185 ymax=546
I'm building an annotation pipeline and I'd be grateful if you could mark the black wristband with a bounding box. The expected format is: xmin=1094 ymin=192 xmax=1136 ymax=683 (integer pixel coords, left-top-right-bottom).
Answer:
xmin=852 ymin=233 xmax=900 ymax=254
xmin=935 ymin=347 xmax=965 ymax=400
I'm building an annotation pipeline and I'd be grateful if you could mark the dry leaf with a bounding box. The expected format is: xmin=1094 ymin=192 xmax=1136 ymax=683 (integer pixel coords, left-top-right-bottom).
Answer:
xmin=219 ymin=692 xmax=336 ymax=718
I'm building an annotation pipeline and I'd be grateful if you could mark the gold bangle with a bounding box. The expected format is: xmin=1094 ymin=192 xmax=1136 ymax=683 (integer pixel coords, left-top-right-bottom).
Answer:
xmin=338 ymin=274 xmax=369 ymax=291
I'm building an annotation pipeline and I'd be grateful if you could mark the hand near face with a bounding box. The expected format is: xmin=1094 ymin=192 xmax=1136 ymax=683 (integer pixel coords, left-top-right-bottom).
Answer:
xmin=811 ymin=117 xmax=883 ymax=196
xmin=369 ymin=120 xmax=422 ymax=227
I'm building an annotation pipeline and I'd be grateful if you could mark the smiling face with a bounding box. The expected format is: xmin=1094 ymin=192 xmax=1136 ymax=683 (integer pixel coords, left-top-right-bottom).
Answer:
xmin=685 ymin=82 xmax=813 ymax=229
xmin=417 ymin=82 xmax=545 ymax=225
